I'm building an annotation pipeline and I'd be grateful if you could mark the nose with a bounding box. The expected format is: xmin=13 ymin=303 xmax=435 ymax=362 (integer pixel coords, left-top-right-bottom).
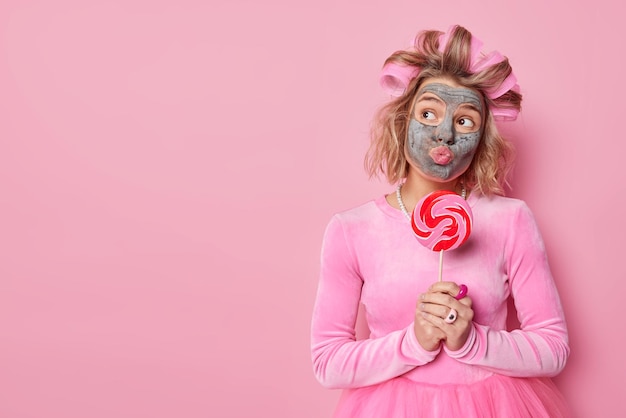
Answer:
xmin=435 ymin=122 xmax=455 ymax=145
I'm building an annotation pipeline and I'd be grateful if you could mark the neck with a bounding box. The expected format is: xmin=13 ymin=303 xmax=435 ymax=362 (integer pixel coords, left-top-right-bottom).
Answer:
xmin=399 ymin=173 xmax=463 ymax=213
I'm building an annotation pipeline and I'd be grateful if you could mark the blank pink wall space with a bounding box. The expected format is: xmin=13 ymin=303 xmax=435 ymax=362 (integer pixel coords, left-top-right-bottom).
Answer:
xmin=0 ymin=1 xmax=623 ymax=417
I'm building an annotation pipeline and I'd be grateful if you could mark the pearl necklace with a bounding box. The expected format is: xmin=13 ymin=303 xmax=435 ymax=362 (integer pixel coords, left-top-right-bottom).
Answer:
xmin=396 ymin=183 xmax=467 ymax=221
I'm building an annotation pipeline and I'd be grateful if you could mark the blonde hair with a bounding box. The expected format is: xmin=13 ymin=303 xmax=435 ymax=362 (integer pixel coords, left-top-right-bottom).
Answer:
xmin=365 ymin=25 xmax=521 ymax=196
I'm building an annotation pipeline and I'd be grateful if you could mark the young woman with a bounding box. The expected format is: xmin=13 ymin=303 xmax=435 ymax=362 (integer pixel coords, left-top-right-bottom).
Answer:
xmin=311 ymin=25 xmax=570 ymax=417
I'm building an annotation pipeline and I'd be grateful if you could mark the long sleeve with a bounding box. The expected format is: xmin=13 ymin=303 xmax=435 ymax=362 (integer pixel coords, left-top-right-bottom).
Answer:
xmin=310 ymin=216 xmax=439 ymax=389
xmin=444 ymin=202 xmax=569 ymax=377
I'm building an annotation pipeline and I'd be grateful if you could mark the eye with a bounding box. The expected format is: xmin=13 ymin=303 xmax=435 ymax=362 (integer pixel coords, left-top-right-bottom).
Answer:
xmin=422 ymin=111 xmax=436 ymax=120
xmin=457 ymin=117 xmax=475 ymax=128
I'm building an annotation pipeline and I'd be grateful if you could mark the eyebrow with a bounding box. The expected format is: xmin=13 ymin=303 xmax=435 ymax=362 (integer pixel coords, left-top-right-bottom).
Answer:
xmin=416 ymin=94 xmax=482 ymax=113
xmin=457 ymin=103 xmax=482 ymax=113
xmin=415 ymin=95 xmax=445 ymax=105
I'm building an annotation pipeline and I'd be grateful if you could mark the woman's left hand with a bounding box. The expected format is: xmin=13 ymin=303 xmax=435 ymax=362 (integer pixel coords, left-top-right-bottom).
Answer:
xmin=418 ymin=281 xmax=474 ymax=351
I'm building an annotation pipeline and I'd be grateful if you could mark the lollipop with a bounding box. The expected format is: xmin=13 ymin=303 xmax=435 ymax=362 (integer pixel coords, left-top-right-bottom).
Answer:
xmin=411 ymin=190 xmax=473 ymax=281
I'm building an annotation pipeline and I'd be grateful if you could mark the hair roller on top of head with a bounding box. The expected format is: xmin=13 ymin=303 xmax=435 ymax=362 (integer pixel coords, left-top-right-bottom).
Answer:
xmin=380 ymin=24 xmax=521 ymax=121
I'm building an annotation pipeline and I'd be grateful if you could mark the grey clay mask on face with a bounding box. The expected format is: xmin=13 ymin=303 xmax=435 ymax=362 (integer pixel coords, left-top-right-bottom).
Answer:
xmin=407 ymin=83 xmax=484 ymax=181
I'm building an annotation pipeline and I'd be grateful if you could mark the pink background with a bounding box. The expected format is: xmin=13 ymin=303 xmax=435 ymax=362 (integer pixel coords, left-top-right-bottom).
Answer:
xmin=0 ymin=1 xmax=623 ymax=417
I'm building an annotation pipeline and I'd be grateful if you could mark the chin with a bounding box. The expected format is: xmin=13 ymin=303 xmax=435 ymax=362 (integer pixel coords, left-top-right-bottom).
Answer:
xmin=424 ymin=169 xmax=459 ymax=183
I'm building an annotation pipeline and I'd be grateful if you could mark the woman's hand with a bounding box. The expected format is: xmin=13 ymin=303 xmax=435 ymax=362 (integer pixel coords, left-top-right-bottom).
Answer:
xmin=413 ymin=302 xmax=446 ymax=352
xmin=419 ymin=282 xmax=474 ymax=351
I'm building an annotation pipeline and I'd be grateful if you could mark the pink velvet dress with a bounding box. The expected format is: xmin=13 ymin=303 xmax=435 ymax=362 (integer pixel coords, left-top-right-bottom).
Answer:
xmin=311 ymin=193 xmax=570 ymax=417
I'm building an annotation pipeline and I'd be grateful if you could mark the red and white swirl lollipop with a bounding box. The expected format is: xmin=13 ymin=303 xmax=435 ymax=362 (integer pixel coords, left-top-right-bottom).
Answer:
xmin=411 ymin=190 xmax=473 ymax=281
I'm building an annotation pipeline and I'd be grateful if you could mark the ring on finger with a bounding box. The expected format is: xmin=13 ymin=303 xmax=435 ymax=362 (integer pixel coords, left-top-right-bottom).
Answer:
xmin=455 ymin=284 xmax=468 ymax=300
xmin=444 ymin=308 xmax=458 ymax=324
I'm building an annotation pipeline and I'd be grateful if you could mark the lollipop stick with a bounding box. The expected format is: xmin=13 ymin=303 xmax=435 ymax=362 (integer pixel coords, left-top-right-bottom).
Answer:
xmin=438 ymin=249 xmax=444 ymax=282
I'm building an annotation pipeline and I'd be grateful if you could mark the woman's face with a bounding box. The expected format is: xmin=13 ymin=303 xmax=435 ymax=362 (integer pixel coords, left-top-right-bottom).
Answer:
xmin=405 ymin=77 xmax=485 ymax=182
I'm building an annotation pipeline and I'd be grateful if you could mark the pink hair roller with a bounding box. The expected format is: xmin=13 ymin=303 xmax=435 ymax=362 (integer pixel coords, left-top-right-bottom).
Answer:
xmin=379 ymin=62 xmax=421 ymax=97
xmin=453 ymin=32 xmax=521 ymax=120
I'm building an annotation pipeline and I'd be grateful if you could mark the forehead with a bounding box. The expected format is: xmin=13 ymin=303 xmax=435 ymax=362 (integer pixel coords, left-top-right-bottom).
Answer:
xmin=415 ymin=83 xmax=483 ymax=110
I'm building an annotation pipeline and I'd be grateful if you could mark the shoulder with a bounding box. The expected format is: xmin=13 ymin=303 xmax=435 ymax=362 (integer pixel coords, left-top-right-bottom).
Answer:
xmin=324 ymin=195 xmax=392 ymax=239
xmin=473 ymin=193 xmax=534 ymax=221
xmin=333 ymin=198 xmax=382 ymax=223
xmin=472 ymin=194 xmax=544 ymax=244
xmin=320 ymin=197 xmax=384 ymax=262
